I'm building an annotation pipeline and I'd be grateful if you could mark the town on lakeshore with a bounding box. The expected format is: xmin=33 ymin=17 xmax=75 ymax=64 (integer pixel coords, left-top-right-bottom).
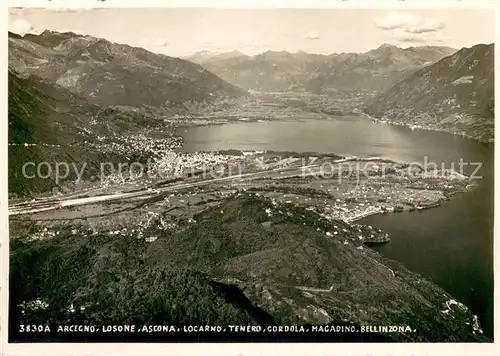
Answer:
xmin=6 ymin=6 xmax=494 ymax=344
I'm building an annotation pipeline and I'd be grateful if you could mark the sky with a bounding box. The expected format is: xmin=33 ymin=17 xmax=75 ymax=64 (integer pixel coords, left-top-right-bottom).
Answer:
xmin=8 ymin=7 xmax=495 ymax=57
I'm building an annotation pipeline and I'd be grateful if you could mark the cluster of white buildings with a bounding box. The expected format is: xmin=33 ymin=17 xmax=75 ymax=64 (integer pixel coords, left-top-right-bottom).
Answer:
xmin=152 ymin=151 xmax=242 ymax=178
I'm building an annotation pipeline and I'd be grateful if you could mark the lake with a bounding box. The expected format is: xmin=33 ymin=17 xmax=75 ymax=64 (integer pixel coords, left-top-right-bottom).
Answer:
xmin=179 ymin=116 xmax=494 ymax=337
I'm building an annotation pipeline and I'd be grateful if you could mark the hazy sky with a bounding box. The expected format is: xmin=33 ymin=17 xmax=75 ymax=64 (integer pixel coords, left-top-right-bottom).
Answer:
xmin=8 ymin=8 xmax=495 ymax=56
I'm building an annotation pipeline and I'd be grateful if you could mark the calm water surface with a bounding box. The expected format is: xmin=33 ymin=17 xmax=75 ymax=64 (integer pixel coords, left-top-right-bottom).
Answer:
xmin=179 ymin=116 xmax=494 ymax=337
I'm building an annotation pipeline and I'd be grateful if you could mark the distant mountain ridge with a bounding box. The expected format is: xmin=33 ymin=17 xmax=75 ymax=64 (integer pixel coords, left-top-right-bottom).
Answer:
xmin=189 ymin=44 xmax=457 ymax=94
xmin=364 ymin=43 xmax=494 ymax=142
xmin=185 ymin=50 xmax=247 ymax=64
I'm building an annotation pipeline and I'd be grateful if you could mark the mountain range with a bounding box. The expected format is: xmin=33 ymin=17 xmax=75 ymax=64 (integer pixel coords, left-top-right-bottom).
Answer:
xmin=365 ymin=43 xmax=494 ymax=142
xmin=8 ymin=30 xmax=495 ymax=198
xmin=9 ymin=30 xmax=246 ymax=109
xmin=187 ymin=44 xmax=457 ymax=94
xmin=185 ymin=50 xmax=247 ymax=64
xmin=186 ymin=42 xmax=493 ymax=141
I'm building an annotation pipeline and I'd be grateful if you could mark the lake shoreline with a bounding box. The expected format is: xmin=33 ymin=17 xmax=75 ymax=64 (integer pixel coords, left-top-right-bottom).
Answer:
xmin=359 ymin=112 xmax=494 ymax=145
xmin=178 ymin=117 xmax=493 ymax=338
